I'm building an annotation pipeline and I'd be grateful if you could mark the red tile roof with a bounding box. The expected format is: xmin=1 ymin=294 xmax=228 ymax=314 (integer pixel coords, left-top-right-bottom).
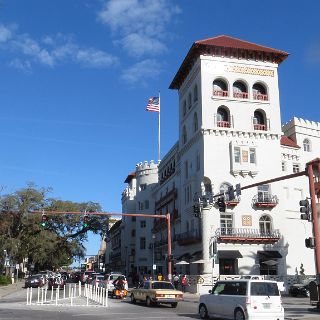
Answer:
xmin=124 ymin=172 xmax=136 ymax=183
xmin=280 ymin=135 xmax=300 ymax=148
xmin=169 ymin=35 xmax=289 ymax=90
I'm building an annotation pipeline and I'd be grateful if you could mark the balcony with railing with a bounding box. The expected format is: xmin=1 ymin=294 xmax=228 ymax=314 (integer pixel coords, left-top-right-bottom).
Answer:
xmin=253 ymin=93 xmax=268 ymax=101
xmin=175 ymin=229 xmax=202 ymax=246
xmin=253 ymin=123 xmax=267 ymax=131
xmin=213 ymin=90 xmax=228 ymax=97
xmin=233 ymin=92 xmax=248 ymax=99
xmin=252 ymin=194 xmax=278 ymax=208
xmin=215 ymin=227 xmax=281 ymax=243
xmin=217 ymin=120 xmax=231 ymax=128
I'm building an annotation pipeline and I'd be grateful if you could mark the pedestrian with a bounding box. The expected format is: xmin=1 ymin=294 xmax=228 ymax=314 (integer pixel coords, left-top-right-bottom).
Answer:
xmin=181 ymin=275 xmax=189 ymax=292
xmin=157 ymin=273 xmax=163 ymax=281
xmin=173 ymin=273 xmax=180 ymax=290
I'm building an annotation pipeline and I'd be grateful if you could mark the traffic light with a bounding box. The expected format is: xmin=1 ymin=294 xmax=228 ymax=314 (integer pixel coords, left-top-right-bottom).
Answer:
xmin=305 ymin=237 xmax=315 ymax=249
xmin=216 ymin=197 xmax=226 ymax=212
xmin=300 ymin=199 xmax=311 ymax=221
xmin=83 ymin=214 xmax=90 ymax=228
xmin=41 ymin=213 xmax=48 ymax=228
xmin=193 ymin=204 xmax=201 ymax=217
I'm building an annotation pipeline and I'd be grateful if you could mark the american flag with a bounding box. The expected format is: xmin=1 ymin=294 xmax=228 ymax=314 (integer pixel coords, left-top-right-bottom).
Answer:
xmin=146 ymin=96 xmax=160 ymax=112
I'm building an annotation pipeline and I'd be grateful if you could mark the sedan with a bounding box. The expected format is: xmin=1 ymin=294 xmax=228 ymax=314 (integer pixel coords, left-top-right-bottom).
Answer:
xmin=130 ymin=280 xmax=183 ymax=308
xmin=24 ymin=275 xmax=45 ymax=288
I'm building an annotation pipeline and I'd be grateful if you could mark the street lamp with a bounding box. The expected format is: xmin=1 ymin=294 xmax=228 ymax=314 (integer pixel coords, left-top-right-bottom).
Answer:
xmin=152 ymin=234 xmax=156 ymax=279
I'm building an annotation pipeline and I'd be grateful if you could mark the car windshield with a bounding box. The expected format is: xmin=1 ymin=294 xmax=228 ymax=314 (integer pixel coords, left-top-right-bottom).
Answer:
xmin=152 ymin=282 xmax=175 ymax=290
xmin=250 ymin=282 xmax=279 ymax=296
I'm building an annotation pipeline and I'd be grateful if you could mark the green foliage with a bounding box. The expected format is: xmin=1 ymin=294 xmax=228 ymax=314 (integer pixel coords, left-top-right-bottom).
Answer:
xmin=0 ymin=183 xmax=107 ymax=272
xmin=300 ymin=263 xmax=305 ymax=275
xmin=0 ymin=275 xmax=11 ymax=286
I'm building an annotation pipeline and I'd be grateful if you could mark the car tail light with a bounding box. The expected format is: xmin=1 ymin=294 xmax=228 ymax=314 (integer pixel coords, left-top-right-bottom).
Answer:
xmin=156 ymin=294 xmax=165 ymax=298
xmin=176 ymin=294 xmax=183 ymax=299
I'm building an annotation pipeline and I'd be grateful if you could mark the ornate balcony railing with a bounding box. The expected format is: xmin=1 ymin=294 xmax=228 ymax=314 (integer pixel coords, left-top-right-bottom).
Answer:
xmin=176 ymin=229 xmax=202 ymax=245
xmin=215 ymin=227 xmax=281 ymax=243
xmin=253 ymin=123 xmax=267 ymax=131
xmin=252 ymin=194 xmax=278 ymax=208
xmin=233 ymin=92 xmax=248 ymax=99
xmin=217 ymin=120 xmax=230 ymax=128
xmin=253 ymin=93 xmax=268 ymax=101
xmin=213 ymin=90 xmax=228 ymax=97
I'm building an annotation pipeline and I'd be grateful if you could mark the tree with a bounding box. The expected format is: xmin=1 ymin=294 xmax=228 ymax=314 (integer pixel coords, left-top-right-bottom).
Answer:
xmin=0 ymin=183 xmax=107 ymax=273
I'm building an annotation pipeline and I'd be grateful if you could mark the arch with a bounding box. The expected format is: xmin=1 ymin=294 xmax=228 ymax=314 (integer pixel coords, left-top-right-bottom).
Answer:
xmin=233 ymin=80 xmax=248 ymax=99
xmin=217 ymin=106 xmax=230 ymax=128
xmin=259 ymin=215 xmax=272 ymax=234
xmin=303 ymin=138 xmax=311 ymax=152
xmin=201 ymin=177 xmax=212 ymax=195
xmin=252 ymin=82 xmax=268 ymax=101
xmin=182 ymin=125 xmax=187 ymax=144
xmin=253 ymin=109 xmax=266 ymax=131
xmin=182 ymin=100 xmax=187 ymax=116
xmin=213 ymin=78 xmax=228 ymax=97
xmin=193 ymin=85 xmax=198 ymax=102
xmin=188 ymin=92 xmax=192 ymax=109
xmin=193 ymin=112 xmax=198 ymax=132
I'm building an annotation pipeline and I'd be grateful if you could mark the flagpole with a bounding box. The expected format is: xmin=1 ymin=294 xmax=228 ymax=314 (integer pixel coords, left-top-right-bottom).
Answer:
xmin=158 ymin=91 xmax=161 ymax=163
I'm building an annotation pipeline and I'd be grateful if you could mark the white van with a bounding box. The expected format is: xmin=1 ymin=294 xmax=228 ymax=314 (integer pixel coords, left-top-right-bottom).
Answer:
xmin=199 ymin=279 xmax=284 ymax=320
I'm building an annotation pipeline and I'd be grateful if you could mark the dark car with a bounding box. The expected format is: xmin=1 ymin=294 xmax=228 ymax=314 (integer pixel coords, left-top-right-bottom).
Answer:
xmin=289 ymin=279 xmax=315 ymax=297
xmin=24 ymin=274 xmax=46 ymax=288
xmin=47 ymin=276 xmax=65 ymax=290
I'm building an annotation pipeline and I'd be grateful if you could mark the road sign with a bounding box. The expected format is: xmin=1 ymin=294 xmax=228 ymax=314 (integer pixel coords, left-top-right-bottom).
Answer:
xmin=153 ymin=264 xmax=156 ymax=270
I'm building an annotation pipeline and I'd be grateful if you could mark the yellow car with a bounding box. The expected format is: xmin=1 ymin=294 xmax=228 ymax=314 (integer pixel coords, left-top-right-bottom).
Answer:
xmin=130 ymin=280 xmax=184 ymax=308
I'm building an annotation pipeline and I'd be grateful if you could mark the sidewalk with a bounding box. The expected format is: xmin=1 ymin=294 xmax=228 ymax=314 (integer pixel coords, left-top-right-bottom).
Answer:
xmin=0 ymin=280 xmax=24 ymax=299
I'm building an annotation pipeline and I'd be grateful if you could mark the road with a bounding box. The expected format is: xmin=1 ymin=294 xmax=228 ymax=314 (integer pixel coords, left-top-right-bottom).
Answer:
xmin=1 ymin=286 xmax=320 ymax=320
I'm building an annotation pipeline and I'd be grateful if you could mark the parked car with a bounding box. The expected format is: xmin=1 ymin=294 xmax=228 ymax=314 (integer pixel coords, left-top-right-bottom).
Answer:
xmin=47 ymin=276 xmax=65 ymax=290
xmin=86 ymin=272 xmax=101 ymax=284
xmin=24 ymin=274 xmax=46 ymax=288
xmin=91 ymin=274 xmax=104 ymax=287
xmin=199 ymin=279 xmax=284 ymax=320
xmin=130 ymin=280 xmax=183 ymax=308
xmin=289 ymin=278 xmax=315 ymax=297
xmin=101 ymin=273 xmax=128 ymax=293
xmin=80 ymin=270 xmax=94 ymax=284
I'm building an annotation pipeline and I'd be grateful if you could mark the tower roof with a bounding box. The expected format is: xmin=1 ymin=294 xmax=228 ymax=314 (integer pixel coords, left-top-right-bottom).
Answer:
xmin=169 ymin=35 xmax=289 ymax=90
xmin=280 ymin=135 xmax=300 ymax=148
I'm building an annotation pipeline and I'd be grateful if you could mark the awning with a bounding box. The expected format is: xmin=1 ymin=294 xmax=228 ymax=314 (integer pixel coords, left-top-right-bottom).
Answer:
xmin=218 ymin=250 xmax=243 ymax=259
xmin=257 ymin=251 xmax=282 ymax=259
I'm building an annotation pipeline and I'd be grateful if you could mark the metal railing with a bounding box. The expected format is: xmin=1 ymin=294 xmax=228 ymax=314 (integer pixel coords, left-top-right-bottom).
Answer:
xmin=252 ymin=194 xmax=278 ymax=205
xmin=215 ymin=227 xmax=281 ymax=239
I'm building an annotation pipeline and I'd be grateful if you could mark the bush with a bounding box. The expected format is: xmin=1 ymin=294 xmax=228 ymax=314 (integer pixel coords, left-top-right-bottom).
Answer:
xmin=0 ymin=275 xmax=11 ymax=286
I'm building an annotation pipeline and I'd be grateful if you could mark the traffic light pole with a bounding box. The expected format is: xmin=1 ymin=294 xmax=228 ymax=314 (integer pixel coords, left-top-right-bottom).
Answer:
xmin=33 ymin=210 xmax=173 ymax=280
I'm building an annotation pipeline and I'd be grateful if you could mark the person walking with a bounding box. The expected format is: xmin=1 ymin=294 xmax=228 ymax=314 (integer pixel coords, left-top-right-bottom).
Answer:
xmin=173 ymin=273 xmax=180 ymax=290
xmin=181 ymin=275 xmax=189 ymax=292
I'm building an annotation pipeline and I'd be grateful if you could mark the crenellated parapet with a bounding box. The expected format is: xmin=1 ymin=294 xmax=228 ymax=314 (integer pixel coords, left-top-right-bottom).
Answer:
xmin=282 ymin=117 xmax=320 ymax=138
xmin=135 ymin=160 xmax=159 ymax=180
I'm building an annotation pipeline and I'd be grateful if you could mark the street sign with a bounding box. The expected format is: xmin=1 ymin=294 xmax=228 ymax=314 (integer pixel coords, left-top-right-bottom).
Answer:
xmin=15 ymin=264 xmax=19 ymax=270
xmin=153 ymin=264 xmax=156 ymax=270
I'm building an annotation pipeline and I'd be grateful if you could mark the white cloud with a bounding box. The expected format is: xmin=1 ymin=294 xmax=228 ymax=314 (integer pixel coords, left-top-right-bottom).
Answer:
xmin=0 ymin=25 xmax=12 ymax=42
xmin=0 ymin=24 xmax=118 ymax=71
xmin=121 ymin=59 xmax=162 ymax=84
xmin=118 ymin=33 xmax=167 ymax=56
xmin=76 ymin=48 xmax=118 ymax=68
xmin=98 ymin=0 xmax=180 ymax=56
xmin=9 ymin=59 xmax=32 ymax=72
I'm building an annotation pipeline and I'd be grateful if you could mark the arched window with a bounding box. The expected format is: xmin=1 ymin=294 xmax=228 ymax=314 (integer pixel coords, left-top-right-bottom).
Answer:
xmin=220 ymin=182 xmax=232 ymax=201
xmin=182 ymin=125 xmax=187 ymax=144
xmin=233 ymin=81 xmax=248 ymax=99
xmin=217 ymin=106 xmax=230 ymax=128
xmin=259 ymin=215 xmax=272 ymax=235
xmin=253 ymin=110 xmax=266 ymax=130
xmin=188 ymin=93 xmax=192 ymax=109
xmin=182 ymin=100 xmax=187 ymax=116
xmin=194 ymin=85 xmax=198 ymax=102
xmin=213 ymin=79 xmax=228 ymax=97
xmin=303 ymin=139 xmax=311 ymax=152
xmin=201 ymin=177 xmax=212 ymax=195
xmin=193 ymin=112 xmax=198 ymax=132
xmin=253 ymin=83 xmax=268 ymax=101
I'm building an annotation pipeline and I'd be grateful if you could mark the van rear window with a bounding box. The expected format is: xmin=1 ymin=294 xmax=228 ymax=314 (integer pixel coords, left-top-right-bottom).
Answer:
xmin=250 ymin=282 xmax=279 ymax=296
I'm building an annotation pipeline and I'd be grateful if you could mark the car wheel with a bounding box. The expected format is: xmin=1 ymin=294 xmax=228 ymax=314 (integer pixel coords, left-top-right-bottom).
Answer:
xmin=146 ymin=296 xmax=152 ymax=307
xmin=130 ymin=294 xmax=136 ymax=304
xmin=171 ymin=302 xmax=178 ymax=308
xmin=199 ymin=304 xmax=208 ymax=319
xmin=234 ymin=308 xmax=245 ymax=320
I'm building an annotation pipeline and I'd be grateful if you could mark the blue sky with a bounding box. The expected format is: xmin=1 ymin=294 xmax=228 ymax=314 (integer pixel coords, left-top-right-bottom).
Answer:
xmin=0 ymin=0 xmax=319 ymax=256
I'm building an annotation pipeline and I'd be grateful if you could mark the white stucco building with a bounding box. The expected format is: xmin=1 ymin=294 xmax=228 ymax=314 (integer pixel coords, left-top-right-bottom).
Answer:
xmin=118 ymin=35 xmax=319 ymax=283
